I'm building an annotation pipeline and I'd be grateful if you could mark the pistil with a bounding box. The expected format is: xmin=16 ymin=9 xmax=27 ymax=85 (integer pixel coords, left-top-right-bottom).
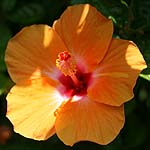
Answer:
xmin=56 ymin=51 xmax=79 ymax=86
xmin=70 ymin=73 xmax=79 ymax=86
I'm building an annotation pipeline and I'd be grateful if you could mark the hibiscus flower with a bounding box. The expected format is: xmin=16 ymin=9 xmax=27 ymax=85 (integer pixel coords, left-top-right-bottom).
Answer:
xmin=5 ymin=4 xmax=146 ymax=146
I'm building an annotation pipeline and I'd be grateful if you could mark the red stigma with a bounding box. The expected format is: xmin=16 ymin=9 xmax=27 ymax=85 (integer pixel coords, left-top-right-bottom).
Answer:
xmin=59 ymin=51 xmax=71 ymax=61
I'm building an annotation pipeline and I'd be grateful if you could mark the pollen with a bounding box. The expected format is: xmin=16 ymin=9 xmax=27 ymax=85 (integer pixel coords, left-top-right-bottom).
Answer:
xmin=56 ymin=51 xmax=77 ymax=76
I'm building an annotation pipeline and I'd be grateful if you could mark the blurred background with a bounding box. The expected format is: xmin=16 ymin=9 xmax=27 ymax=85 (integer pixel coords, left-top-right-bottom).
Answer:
xmin=0 ymin=0 xmax=150 ymax=149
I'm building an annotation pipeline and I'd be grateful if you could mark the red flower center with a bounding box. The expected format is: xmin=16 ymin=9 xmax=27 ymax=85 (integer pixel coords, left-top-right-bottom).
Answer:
xmin=58 ymin=70 xmax=92 ymax=97
xmin=56 ymin=51 xmax=92 ymax=97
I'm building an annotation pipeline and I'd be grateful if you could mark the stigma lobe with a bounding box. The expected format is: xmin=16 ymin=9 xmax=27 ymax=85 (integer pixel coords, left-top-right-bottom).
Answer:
xmin=59 ymin=51 xmax=71 ymax=61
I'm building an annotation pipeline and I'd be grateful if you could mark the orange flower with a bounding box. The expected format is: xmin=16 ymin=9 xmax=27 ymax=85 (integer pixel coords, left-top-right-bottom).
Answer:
xmin=5 ymin=4 xmax=146 ymax=146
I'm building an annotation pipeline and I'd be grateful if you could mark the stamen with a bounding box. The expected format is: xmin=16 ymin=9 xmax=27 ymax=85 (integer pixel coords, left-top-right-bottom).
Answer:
xmin=56 ymin=51 xmax=79 ymax=86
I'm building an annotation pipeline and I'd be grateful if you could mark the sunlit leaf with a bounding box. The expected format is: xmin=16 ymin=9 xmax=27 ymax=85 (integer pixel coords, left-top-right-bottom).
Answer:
xmin=140 ymin=74 xmax=150 ymax=81
xmin=120 ymin=0 xmax=128 ymax=7
xmin=140 ymin=68 xmax=150 ymax=81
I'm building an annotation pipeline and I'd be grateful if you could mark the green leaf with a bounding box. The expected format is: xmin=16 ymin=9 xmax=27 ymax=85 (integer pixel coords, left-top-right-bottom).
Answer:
xmin=0 ymin=73 xmax=13 ymax=95
xmin=132 ymin=0 xmax=150 ymax=29
xmin=120 ymin=0 xmax=128 ymax=7
xmin=140 ymin=74 xmax=150 ymax=81
xmin=0 ymin=24 xmax=12 ymax=50
xmin=8 ymin=3 xmax=45 ymax=25
xmin=108 ymin=15 xmax=117 ymax=24
xmin=123 ymin=114 xmax=147 ymax=148
xmin=0 ymin=0 xmax=17 ymax=12
xmin=124 ymin=100 xmax=136 ymax=116
xmin=105 ymin=135 xmax=123 ymax=150
xmin=0 ymin=24 xmax=12 ymax=71
xmin=140 ymin=68 xmax=150 ymax=81
xmin=70 ymin=0 xmax=90 ymax=5
xmin=91 ymin=0 xmax=111 ymax=16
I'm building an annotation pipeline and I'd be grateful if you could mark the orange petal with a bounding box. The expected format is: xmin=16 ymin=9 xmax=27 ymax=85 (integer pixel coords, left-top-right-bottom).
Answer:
xmin=53 ymin=4 xmax=113 ymax=72
xmin=88 ymin=39 xmax=146 ymax=106
xmin=55 ymin=96 xmax=124 ymax=146
xmin=5 ymin=25 xmax=68 ymax=84
xmin=6 ymin=78 xmax=65 ymax=140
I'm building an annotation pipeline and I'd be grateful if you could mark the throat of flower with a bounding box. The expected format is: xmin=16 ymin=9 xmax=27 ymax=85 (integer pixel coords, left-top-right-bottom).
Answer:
xmin=56 ymin=51 xmax=79 ymax=86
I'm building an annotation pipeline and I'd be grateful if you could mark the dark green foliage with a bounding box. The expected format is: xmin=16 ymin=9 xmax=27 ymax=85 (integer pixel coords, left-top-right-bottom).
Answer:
xmin=7 ymin=3 xmax=45 ymax=25
xmin=0 ymin=0 xmax=150 ymax=149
